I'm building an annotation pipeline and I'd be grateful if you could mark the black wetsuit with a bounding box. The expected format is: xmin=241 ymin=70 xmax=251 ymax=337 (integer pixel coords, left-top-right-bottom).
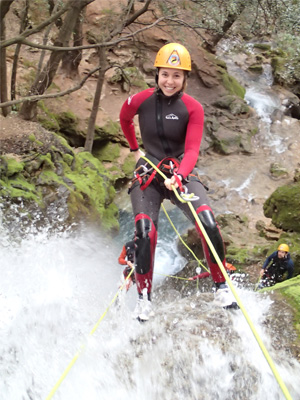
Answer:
xmin=262 ymin=251 xmax=294 ymax=286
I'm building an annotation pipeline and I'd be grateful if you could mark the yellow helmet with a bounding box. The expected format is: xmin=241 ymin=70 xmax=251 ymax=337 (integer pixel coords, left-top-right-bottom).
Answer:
xmin=154 ymin=43 xmax=192 ymax=71
xmin=278 ymin=243 xmax=289 ymax=252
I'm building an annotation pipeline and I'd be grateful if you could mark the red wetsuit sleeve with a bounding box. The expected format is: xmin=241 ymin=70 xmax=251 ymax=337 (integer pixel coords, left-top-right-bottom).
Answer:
xmin=119 ymin=89 xmax=155 ymax=151
xmin=118 ymin=246 xmax=127 ymax=265
xmin=177 ymin=95 xmax=204 ymax=178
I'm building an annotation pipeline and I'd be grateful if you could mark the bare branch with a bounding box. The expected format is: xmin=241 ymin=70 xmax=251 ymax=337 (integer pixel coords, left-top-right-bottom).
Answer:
xmin=0 ymin=65 xmax=101 ymax=108
xmin=14 ymin=16 xmax=166 ymax=52
xmin=0 ymin=2 xmax=70 ymax=48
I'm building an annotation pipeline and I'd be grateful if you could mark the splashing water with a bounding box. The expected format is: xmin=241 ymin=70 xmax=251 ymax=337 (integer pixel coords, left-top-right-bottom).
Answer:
xmin=1 ymin=213 xmax=300 ymax=400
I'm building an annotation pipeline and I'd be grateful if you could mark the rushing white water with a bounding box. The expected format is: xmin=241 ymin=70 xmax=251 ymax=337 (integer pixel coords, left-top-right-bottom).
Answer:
xmin=1 ymin=213 xmax=300 ymax=400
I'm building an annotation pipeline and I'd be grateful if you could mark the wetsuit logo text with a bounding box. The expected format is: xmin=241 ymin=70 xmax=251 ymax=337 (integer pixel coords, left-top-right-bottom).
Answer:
xmin=165 ymin=113 xmax=179 ymax=120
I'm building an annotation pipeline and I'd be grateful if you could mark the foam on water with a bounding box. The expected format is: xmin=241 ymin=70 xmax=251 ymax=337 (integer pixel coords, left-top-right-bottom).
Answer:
xmin=1 ymin=220 xmax=300 ymax=400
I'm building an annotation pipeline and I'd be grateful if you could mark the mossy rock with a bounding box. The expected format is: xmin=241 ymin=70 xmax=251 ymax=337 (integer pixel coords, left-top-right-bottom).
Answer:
xmin=5 ymin=157 xmax=25 ymax=177
xmin=56 ymin=111 xmax=86 ymax=147
xmin=0 ymin=174 xmax=41 ymax=203
xmin=37 ymin=101 xmax=60 ymax=132
xmin=93 ymin=142 xmax=121 ymax=162
xmin=122 ymin=153 xmax=136 ymax=177
xmin=225 ymin=246 xmax=256 ymax=265
xmin=269 ymin=162 xmax=289 ymax=179
xmin=248 ymin=64 xmax=263 ymax=73
xmin=0 ymin=142 xmax=120 ymax=233
xmin=218 ymin=69 xmax=246 ymax=99
xmin=213 ymin=95 xmax=250 ymax=115
xmin=94 ymin=119 xmax=124 ymax=144
xmin=253 ymin=43 xmax=271 ymax=51
xmin=263 ymin=182 xmax=300 ymax=232
xmin=108 ymin=66 xmax=148 ymax=91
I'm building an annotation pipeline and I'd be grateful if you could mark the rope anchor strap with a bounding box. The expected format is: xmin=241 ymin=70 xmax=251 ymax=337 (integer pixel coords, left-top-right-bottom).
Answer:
xmin=140 ymin=155 xmax=293 ymax=400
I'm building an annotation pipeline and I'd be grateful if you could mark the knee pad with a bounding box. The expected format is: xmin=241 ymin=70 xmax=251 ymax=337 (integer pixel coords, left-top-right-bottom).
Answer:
xmin=197 ymin=209 xmax=225 ymax=263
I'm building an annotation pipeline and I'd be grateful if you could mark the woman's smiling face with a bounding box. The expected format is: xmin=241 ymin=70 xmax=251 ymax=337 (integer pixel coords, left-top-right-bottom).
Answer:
xmin=158 ymin=68 xmax=185 ymax=97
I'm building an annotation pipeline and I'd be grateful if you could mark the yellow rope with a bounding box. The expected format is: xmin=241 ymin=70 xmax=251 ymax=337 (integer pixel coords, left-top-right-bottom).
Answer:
xmin=45 ymin=268 xmax=134 ymax=400
xmin=141 ymin=155 xmax=293 ymax=400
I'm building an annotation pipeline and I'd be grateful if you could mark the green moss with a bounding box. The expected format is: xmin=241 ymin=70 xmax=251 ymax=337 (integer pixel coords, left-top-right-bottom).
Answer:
xmin=0 ymin=176 xmax=41 ymax=203
xmin=122 ymin=153 xmax=135 ymax=177
xmin=37 ymin=102 xmax=60 ymax=132
xmin=108 ymin=66 xmax=148 ymax=90
xmin=1 ymin=144 xmax=119 ymax=233
xmin=101 ymin=202 xmax=119 ymax=231
xmin=63 ymin=151 xmax=118 ymax=229
xmin=250 ymin=127 xmax=259 ymax=136
xmin=248 ymin=64 xmax=263 ymax=73
xmin=253 ymin=44 xmax=271 ymax=51
xmin=40 ymin=153 xmax=55 ymax=170
xmin=28 ymin=133 xmax=43 ymax=146
xmin=260 ymin=275 xmax=300 ymax=340
xmin=63 ymin=153 xmax=74 ymax=167
xmin=263 ymin=182 xmax=300 ymax=232
xmin=37 ymin=170 xmax=66 ymax=186
xmin=94 ymin=142 xmax=121 ymax=162
xmin=225 ymin=246 xmax=251 ymax=264
xmin=5 ymin=157 xmax=25 ymax=177
xmin=269 ymin=162 xmax=288 ymax=178
xmin=220 ymin=70 xmax=246 ymax=99
xmin=103 ymin=119 xmax=120 ymax=136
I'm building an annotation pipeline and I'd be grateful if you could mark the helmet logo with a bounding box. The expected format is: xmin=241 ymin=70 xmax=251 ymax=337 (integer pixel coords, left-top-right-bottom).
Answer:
xmin=167 ymin=50 xmax=181 ymax=67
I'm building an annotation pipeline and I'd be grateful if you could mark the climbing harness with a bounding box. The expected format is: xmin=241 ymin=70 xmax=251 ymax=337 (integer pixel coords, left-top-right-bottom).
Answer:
xmin=130 ymin=154 xmax=203 ymax=203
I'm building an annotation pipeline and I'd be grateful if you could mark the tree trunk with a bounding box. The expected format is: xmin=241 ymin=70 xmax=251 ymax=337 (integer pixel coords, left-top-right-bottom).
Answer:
xmin=19 ymin=0 xmax=94 ymax=120
xmin=61 ymin=12 xmax=84 ymax=78
xmin=0 ymin=0 xmax=15 ymax=20
xmin=0 ymin=18 xmax=9 ymax=116
xmin=11 ymin=0 xmax=29 ymax=102
xmin=84 ymin=47 xmax=107 ymax=153
xmin=0 ymin=0 xmax=15 ymax=116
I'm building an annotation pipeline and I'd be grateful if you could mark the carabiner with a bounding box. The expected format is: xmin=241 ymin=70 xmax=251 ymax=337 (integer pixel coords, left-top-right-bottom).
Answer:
xmin=134 ymin=164 xmax=152 ymax=178
xmin=180 ymin=185 xmax=199 ymax=202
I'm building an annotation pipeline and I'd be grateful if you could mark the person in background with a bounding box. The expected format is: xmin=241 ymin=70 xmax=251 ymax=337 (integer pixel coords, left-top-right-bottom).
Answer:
xmin=259 ymin=243 xmax=294 ymax=287
xmin=118 ymin=240 xmax=136 ymax=291
xmin=119 ymin=42 xmax=237 ymax=321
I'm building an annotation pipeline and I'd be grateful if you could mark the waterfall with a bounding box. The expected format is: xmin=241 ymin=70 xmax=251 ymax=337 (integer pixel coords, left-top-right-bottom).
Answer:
xmin=1 ymin=209 xmax=300 ymax=399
